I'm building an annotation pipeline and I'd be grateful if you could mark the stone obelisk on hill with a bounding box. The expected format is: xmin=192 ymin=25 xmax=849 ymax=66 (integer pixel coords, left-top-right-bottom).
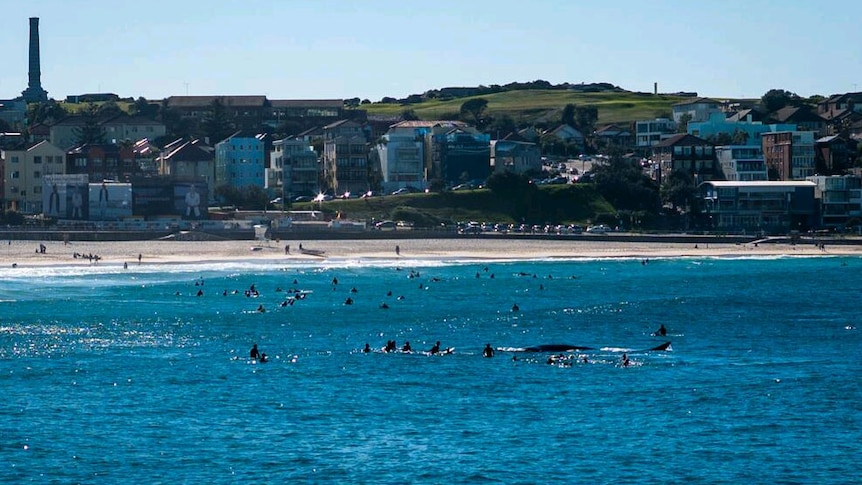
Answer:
xmin=21 ymin=17 xmax=49 ymax=103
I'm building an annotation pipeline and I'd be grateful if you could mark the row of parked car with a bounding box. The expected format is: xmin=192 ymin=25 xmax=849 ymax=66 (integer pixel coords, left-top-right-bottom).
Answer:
xmin=457 ymin=222 xmax=613 ymax=235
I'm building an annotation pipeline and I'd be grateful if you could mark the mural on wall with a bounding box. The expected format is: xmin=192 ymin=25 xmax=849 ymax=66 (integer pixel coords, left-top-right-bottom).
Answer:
xmin=42 ymin=174 xmax=89 ymax=219
xmin=88 ymin=182 xmax=132 ymax=221
xmin=174 ymin=182 xmax=208 ymax=220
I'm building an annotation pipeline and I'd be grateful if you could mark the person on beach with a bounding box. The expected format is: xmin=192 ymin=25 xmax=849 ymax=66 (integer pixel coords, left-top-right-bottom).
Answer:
xmin=483 ymin=344 xmax=494 ymax=358
xmin=395 ymin=245 xmax=400 ymax=256
xmin=429 ymin=341 xmax=441 ymax=354
xmin=285 ymin=244 xmax=290 ymax=254
xmin=250 ymin=344 xmax=261 ymax=360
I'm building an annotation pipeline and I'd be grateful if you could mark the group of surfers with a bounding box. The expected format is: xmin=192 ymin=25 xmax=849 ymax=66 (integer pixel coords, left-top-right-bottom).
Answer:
xmin=362 ymin=340 xmax=495 ymax=357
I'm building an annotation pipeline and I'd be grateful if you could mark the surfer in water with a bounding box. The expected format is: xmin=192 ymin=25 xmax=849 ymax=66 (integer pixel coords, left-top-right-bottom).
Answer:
xmin=250 ymin=344 xmax=261 ymax=360
xmin=429 ymin=341 xmax=441 ymax=354
xmin=402 ymin=341 xmax=412 ymax=352
xmin=655 ymin=324 xmax=667 ymax=337
xmin=483 ymin=344 xmax=494 ymax=358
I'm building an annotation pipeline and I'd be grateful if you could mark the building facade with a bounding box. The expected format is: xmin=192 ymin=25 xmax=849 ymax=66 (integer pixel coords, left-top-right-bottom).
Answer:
xmin=2 ymin=140 xmax=66 ymax=213
xmin=761 ymin=131 xmax=816 ymax=181
xmin=158 ymin=139 xmax=215 ymax=189
xmin=672 ymin=97 xmax=722 ymax=123
xmin=652 ymin=134 xmax=717 ymax=183
xmin=716 ymin=145 xmax=767 ymax=181
xmin=323 ymin=135 xmax=369 ymax=196
xmin=66 ymin=143 xmax=141 ymax=183
xmin=214 ymin=133 xmax=266 ymax=190
xmin=700 ymin=180 xmax=817 ymax=232
xmin=635 ymin=118 xmax=677 ymax=147
xmin=432 ymin=130 xmax=491 ymax=184
xmin=491 ymin=140 xmax=542 ymax=175
xmin=270 ymin=138 xmax=320 ymax=199
xmin=806 ymin=175 xmax=862 ymax=228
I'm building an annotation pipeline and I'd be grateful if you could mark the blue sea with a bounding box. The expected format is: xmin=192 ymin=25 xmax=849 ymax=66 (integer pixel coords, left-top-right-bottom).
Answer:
xmin=1 ymin=255 xmax=859 ymax=483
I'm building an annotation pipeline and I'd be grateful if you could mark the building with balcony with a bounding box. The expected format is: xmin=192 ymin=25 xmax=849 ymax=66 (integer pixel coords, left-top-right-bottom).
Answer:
xmin=323 ymin=135 xmax=368 ymax=196
xmin=432 ymin=129 xmax=491 ymax=185
xmin=66 ymin=143 xmax=141 ymax=184
xmin=158 ymin=138 xmax=215 ymax=188
xmin=214 ymin=132 xmax=266 ymax=190
xmin=761 ymin=131 xmax=816 ymax=181
xmin=652 ymin=134 xmax=717 ymax=184
xmin=700 ymin=180 xmax=816 ymax=232
xmin=688 ymin=112 xmax=796 ymax=145
xmin=716 ymin=145 xmax=767 ymax=181
xmin=806 ymin=175 xmax=862 ymax=228
xmin=635 ymin=118 xmax=677 ymax=147
xmin=271 ymin=138 xmax=319 ymax=198
xmin=1 ymin=140 xmax=66 ymax=213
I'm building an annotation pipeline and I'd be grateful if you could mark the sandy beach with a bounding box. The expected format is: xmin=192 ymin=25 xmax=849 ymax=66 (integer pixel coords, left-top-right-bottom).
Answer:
xmin=1 ymin=236 xmax=858 ymax=268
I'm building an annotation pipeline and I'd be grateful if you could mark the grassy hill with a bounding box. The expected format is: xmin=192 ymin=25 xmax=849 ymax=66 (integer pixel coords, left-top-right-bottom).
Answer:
xmin=290 ymin=185 xmax=617 ymax=226
xmin=359 ymin=90 xmax=690 ymax=126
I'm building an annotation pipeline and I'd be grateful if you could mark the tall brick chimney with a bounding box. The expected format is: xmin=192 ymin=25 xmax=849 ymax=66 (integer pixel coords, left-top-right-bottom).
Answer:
xmin=21 ymin=17 xmax=49 ymax=103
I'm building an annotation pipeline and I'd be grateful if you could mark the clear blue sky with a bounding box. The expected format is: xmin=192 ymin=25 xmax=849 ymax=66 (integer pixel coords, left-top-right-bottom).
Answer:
xmin=2 ymin=0 xmax=861 ymax=102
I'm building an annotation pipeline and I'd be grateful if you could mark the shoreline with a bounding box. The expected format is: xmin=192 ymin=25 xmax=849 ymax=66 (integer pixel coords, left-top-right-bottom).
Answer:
xmin=0 ymin=237 xmax=857 ymax=269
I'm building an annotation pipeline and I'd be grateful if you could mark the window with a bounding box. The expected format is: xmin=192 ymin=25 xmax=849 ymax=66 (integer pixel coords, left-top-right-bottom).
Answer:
xmin=33 ymin=156 xmax=42 ymax=164
xmin=34 ymin=171 xmax=41 ymax=178
xmin=11 ymin=156 xmax=19 ymax=163
xmin=34 ymin=186 xmax=41 ymax=194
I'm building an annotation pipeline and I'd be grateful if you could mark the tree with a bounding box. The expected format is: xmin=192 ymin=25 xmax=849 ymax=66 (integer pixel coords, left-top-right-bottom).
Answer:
xmin=400 ymin=109 xmax=419 ymax=121
xmin=574 ymin=106 xmax=598 ymax=135
xmin=460 ymin=98 xmax=489 ymax=128
xmin=677 ymin=113 xmax=692 ymax=133
xmin=660 ymin=170 xmax=697 ymax=211
xmin=133 ymin=97 xmax=160 ymax=117
xmin=97 ymin=101 xmax=123 ymax=117
xmin=592 ymin=155 xmax=660 ymax=212
xmin=26 ymin=100 xmax=68 ymax=126
xmin=561 ymin=104 xmax=576 ymax=126
xmin=73 ymin=103 xmax=106 ymax=145
xmin=761 ymin=89 xmax=802 ymax=113
xmin=202 ymin=98 xmax=236 ymax=144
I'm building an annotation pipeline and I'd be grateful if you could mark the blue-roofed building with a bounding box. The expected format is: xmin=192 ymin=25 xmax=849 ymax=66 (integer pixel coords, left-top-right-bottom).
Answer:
xmin=214 ymin=132 xmax=266 ymax=190
xmin=688 ymin=112 xmax=796 ymax=146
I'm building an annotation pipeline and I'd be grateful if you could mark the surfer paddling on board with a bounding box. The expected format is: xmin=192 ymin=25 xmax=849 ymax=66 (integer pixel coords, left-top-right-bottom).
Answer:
xmin=250 ymin=344 xmax=261 ymax=360
xmin=654 ymin=324 xmax=667 ymax=337
xmin=429 ymin=341 xmax=441 ymax=355
xmin=483 ymin=344 xmax=495 ymax=358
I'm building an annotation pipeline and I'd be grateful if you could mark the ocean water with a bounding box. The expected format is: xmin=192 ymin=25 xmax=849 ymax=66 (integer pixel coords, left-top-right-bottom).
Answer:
xmin=0 ymin=255 xmax=859 ymax=483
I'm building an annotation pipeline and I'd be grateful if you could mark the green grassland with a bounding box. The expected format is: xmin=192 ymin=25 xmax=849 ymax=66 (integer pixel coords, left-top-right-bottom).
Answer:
xmin=291 ymin=184 xmax=616 ymax=226
xmin=360 ymin=90 xmax=690 ymax=125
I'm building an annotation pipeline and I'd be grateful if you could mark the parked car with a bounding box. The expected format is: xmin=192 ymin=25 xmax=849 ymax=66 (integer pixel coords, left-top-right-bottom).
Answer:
xmin=452 ymin=183 xmax=474 ymax=191
xmin=586 ymin=224 xmax=610 ymax=234
xmin=375 ymin=220 xmax=396 ymax=231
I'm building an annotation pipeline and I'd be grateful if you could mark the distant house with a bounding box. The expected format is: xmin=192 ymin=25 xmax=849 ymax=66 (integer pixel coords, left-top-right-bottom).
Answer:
xmin=652 ymin=133 xmax=717 ymax=183
xmin=66 ymin=143 xmax=141 ymax=183
xmin=817 ymin=92 xmax=862 ymax=119
xmin=635 ymin=118 xmax=677 ymax=147
xmin=770 ymin=106 xmax=825 ymax=135
xmin=491 ymin=140 xmax=541 ymax=175
xmin=815 ymin=135 xmax=858 ymax=175
xmin=672 ymin=97 xmax=722 ymax=123
xmin=0 ymin=98 xmax=27 ymax=126
xmin=158 ymin=138 xmax=215 ymax=188
xmin=806 ymin=175 xmax=862 ymax=228
xmin=322 ymin=119 xmax=368 ymax=141
xmin=433 ymin=128 xmax=491 ymax=184
xmin=594 ymin=124 xmax=632 ymax=147
xmin=542 ymin=124 xmax=585 ymax=146
xmin=49 ymin=114 xmax=166 ymax=150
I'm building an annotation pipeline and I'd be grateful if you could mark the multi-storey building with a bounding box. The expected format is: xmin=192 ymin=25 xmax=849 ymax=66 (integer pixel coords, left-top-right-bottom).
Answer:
xmin=214 ymin=132 xmax=266 ymax=190
xmin=652 ymin=134 xmax=717 ymax=183
xmin=491 ymin=140 xmax=541 ymax=175
xmin=635 ymin=118 xmax=676 ymax=147
xmin=50 ymin=114 xmax=166 ymax=150
xmin=688 ymin=112 xmax=796 ymax=145
xmin=432 ymin=129 xmax=491 ymax=184
xmin=66 ymin=143 xmax=141 ymax=183
xmin=1 ymin=140 xmax=66 ymax=213
xmin=806 ymin=175 xmax=862 ymax=228
xmin=323 ymin=135 xmax=368 ymax=196
xmin=761 ymin=131 xmax=816 ymax=181
xmin=700 ymin=180 xmax=817 ymax=232
xmin=270 ymin=138 xmax=319 ymax=199
xmin=716 ymin=145 xmax=767 ymax=181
